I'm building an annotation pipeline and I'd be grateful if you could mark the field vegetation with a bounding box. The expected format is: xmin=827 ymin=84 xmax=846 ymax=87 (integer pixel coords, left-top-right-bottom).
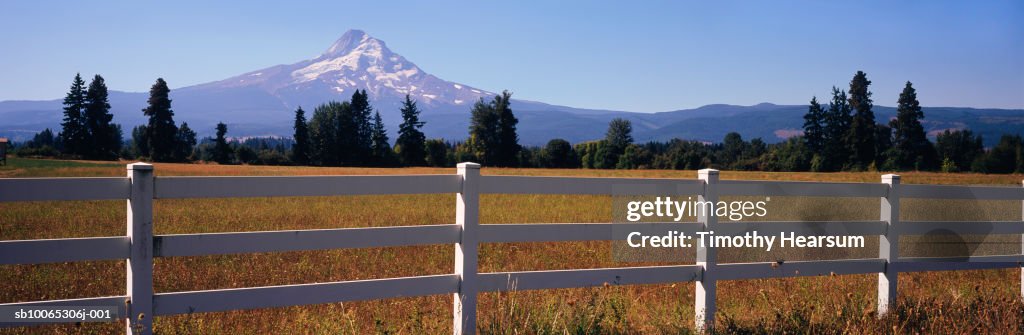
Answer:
xmin=1 ymin=157 xmax=1022 ymax=334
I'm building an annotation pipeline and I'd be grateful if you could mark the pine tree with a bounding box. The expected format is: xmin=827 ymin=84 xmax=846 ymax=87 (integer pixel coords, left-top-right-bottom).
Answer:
xmin=213 ymin=122 xmax=232 ymax=164
xmin=60 ymin=73 xmax=88 ymax=156
xmin=370 ymin=111 xmax=392 ymax=165
xmin=494 ymin=90 xmax=520 ymax=167
xmin=291 ymin=107 xmax=311 ymax=165
xmin=820 ymin=87 xmax=851 ymax=171
xmin=310 ymin=101 xmax=344 ymax=166
xmin=175 ymin=122 xmax=197 ymax=161
xmin=889 ymin=82 xmax=937 ymax=170
xmin=395 ymin=95 xmax=426 ymax=166
xmin=83 ymin=74 xmax=121 ymax=159
xmin=467 ymin=91 xmax=519 ymax=167
xmin=845 ymin=71 xmax=877 ymax=170
xmin=142 ymin=78 xmax=179 ymax=162
xmin=468 ymin=98 xmax=499 ymax=165
xmin=349 ymin=90 xmax=374 ymax=163
xmin=802 ymin=96 xmax=825 ymax=154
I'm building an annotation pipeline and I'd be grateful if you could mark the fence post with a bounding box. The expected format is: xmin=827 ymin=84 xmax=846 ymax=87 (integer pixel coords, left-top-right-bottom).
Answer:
xmin=454 ymin=162 xmax=480 ymax=335
xmin=878 ymin=174 xmax=900 ymax=316
xmin=127 ymin=163 xmax=154 ymax=335
xmin=695 ymin=168 xmax=719 ymax=332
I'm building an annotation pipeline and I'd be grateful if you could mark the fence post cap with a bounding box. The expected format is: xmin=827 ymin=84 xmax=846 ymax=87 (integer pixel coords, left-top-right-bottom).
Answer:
xmin=457 ymin=162 xmax=481 ymax=169
xmin=881 ymin=174 xmax=900 ymax=181
xmin=127 ymin=162 xmax=153 ymax=171
xmin=698 ymin=168 xmax=719 ymax=175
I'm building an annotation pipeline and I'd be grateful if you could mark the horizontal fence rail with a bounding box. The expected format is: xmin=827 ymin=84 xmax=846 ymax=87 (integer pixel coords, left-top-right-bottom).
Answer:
xmin=155 ymin=174 xmax=462 ymax=198
xmin=0 ymin=164 xmax=1021 ymax=334
xmin=152 ymin=275 xmax=460 ymax=316
xmin=0 ymin=236 xmax=129 ymax=265
xmin=479 ymin=222 xmax=700 ymax=243
xmin=715 ymin=258 xmax=887 ymax=280
xmin=0 ymin=177 xmax=129 ymax=202
xmin=155 ymin=224 xmax=461 ymax=257
xmin=718 ymin=180 xmax=889 ymax=197
xmin=478 ymin=265 xmax=702 ymax=292
xmin=901 ymin=184 xmax=1024 ymax=200
xmin=479 ymin=175 xmax=705 ymax=195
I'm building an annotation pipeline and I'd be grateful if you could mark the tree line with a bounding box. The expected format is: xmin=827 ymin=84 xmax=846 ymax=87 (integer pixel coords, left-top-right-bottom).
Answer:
xmin=12 ymin=72 xmax=1024 ymax=174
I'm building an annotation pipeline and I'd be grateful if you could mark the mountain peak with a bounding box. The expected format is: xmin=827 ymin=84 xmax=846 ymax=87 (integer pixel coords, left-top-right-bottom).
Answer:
xmin=322 ymin=29 xmax=377 ymax=57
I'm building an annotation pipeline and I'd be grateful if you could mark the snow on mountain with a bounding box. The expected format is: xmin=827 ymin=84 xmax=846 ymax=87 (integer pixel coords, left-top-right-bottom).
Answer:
xmin=184 ymin=29 xmax=493 ymax=114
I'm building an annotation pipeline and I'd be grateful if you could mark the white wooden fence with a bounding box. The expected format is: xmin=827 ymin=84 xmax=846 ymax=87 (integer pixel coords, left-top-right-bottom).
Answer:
xmin=1 ymin=162 xmax=1022 ymax=334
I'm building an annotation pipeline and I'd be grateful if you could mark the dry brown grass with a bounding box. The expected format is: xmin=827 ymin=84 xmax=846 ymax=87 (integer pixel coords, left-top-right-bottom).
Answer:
xmin=1 ymin=157 xmax=1022 ymax=334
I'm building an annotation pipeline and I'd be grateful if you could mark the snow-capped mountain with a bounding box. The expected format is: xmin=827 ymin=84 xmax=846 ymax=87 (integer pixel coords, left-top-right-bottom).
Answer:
xmin=184 ymin=29 xmax=495 ymax=114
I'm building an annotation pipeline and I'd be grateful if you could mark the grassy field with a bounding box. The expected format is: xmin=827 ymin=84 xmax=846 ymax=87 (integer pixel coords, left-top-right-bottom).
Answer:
xmin=1 ymin=157 xmax=1022 ymax=334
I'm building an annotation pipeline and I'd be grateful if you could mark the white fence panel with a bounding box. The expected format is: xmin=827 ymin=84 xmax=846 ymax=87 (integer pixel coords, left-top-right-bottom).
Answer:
xmin=152 ymin=275 xmax=460 ymax=316
xmin=478 ymin=222 xmax=700 ymax=243
xmin=0 ymin=236 xmax=129 ymax=264
xmin=479 ymin=175 xmax=705 ymax=195
xmin=897 ymin=221 xmax=1024 ymax=235
xmin=719 ymin=180 xmax=887 ymax=197
xmin=716 ymin=258 xmax=886 ymax=280
xmin=478 ymin=265 xmax=702 ymax=292
xmin=155 ymin=174 xmax=461 ymax=198
xmin=0 ymin=177 xmax=129 ymax=202
xmin=155 ymin=224 xmax=461 ymax=257
xmin=901 ymin=184 xmax=1023 ymax=200
xmin=715 ymin=220 xmax=887 ymax=236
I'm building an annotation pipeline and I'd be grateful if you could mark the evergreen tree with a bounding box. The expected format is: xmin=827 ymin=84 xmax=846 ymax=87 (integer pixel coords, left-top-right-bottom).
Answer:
xmin=309 ymin=101 xmax=344 ymax=166
xmin=845 ymin=71 xmax=877 ymax=170
xmin=83 ymin=74 xmax=121 ymax=159
xmin=370 ymin=111 xmax=393 ymax=165
xmin=142 ymin=78 xmax=179 ymax=162
xmin=493 ymin=90 xmax=520 ymax=167
xmin=348 ymin=90 xmax=374 ymax=163
xmin=213 ymin=122 xmax=232 ymax=164
xmin=31 ymin=128 xmax=57 ymax=148
xmin=291 ymin=107 xmax=311 ymax=165
xmin=889 ymin=82 xmax=937 ymax=170
xmin=175 ymin=122 xmax=197 ymax=161
xmin=395 ymin=95 xmax=426 ymax=166
xmin=935 ymin=129 xmax=983 ymax=172
xmin=821 ymin=87 xmax=851 ymax=171
xmin=802 ymin=96 xmax=825 ymax=154
xmin=468 ymin=98 xmax=500 ymax=165
xmin=60 ymin=73 xmax=88 ymax=156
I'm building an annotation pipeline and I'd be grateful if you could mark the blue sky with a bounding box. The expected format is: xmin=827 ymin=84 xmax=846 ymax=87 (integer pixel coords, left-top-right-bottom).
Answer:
xmin=1 ymin=1 xmax=1021 ymax=111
